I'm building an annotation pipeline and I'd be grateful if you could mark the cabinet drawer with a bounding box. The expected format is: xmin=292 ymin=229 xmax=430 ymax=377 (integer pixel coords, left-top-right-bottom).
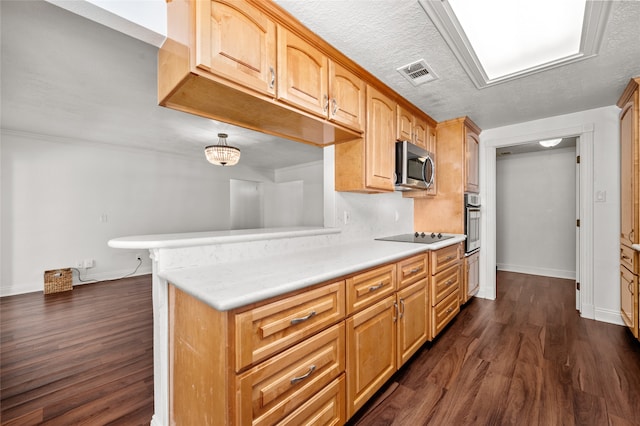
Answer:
xmin=431 ymin=263 xmax=460 ymax=306
xmin=346 ymin=263 xmax=396 ymax=314
xmin=431 ymin=244 xmax=461 ymax=275
xmin=235 ymin=281 xmax=345 ymax=371
xmin=236 ymin=323 xmax=345 ymax=426
xmin=278 ymin=375 xmax=346 ymax=426
xmin=432 ymin=289 xmax=460 ymax=338
xmin=397 ymin=253 xmax=428 ymax=289
xmin=621 ymin=244 xmax=637 ymax=272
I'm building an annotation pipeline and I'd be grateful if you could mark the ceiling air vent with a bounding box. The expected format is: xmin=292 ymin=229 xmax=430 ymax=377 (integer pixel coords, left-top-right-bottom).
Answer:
xmin=397 ymin=59 xmax=438 ymax=86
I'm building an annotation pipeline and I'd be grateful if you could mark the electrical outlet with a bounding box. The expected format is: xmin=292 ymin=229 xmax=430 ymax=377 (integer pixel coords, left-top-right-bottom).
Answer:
xmin=135 ymin=253 xmax=143 ymax=261
xmin=75 ymin=260 xmax=84 ymax=269
xmin=83 ymin=259 xmax=95 ymax=268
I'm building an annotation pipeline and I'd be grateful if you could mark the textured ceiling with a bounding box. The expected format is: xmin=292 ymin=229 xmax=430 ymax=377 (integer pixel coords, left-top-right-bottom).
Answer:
xmin=2 ymin=1 xmax=640 ymax=170
xmin=277 ymin=0 xmax=640 ymax=129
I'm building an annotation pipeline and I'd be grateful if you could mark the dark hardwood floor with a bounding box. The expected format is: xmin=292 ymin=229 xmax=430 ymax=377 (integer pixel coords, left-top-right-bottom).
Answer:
xmin=0 ymin=275 xmax=154 ymax=425
xmin=350 ymin=272 xmax=640 ymax=426
xmin=2 ymin=272 xmax=639 ymax=425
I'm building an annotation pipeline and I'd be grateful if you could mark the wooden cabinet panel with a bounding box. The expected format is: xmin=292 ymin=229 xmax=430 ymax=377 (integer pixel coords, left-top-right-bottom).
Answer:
xmin=346 ymin=296 xmax=397 ymax=418
xmin=464 ymin=251 xmax=480 ymax=303
xmin=397 ymin=253 xmax=428 ymax=289
xmin=236 ymin=323 xmax=345 ymax=426
xmin=621 ymin=244 xmax=637 ymax=273
xmin=397 ymin=104 xmax=413 ymax=142
xmin=431 ymin=243 xmax=461 ymax=275
xmin=465 ymin=128 xmax=480 ymax=193
xmin=235 ymin=281 xmax=345 ymax=370
xmin=413 ymin=116 xmax=428 ymax=150
xmin=620 ymin=265 xmax=638 ymax=338
xmin=431 ymin=263 xmax=460 ymax=305
xmin=278 ymin=375 xmax=345 ymax=426
xmin=346 ymin=263 xmax=396 ymax=315
xmin=329 ymin=61 xmax=365 ymax=132
xmin=620 ymin=99 xmax=639 ymax=246
xmin=397 ymin=280 xmax=428 ymax=365
xmin=432 ymin=288 xmax=460 ymax=338
xmin=277 ymin=26 xmax=329 ymax=117
xmin=365 ymin=86 xmax=396 ymax=191
xmin=197 ymin=0 xmax=276 ymax=96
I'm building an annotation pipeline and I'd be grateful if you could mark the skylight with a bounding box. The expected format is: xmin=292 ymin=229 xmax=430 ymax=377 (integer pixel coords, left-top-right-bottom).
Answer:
xmin=419 ymin=0 xmax=612 ymax=88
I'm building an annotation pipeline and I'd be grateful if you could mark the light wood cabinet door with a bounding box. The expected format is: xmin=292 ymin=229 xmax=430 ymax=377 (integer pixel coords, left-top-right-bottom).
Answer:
xmin=277 ymin=26 xmax=329 ymax=117
xmin=620 ymin=265 xmax=638 ymax=338
xmin=365 ymin=86 xmax=396 ymax=191
xmin=464 ymin=251 xmax=480 ymax=303
xmin=196 ymin=0 xmax=276 ymax=96
xmin=396 ymin=104 xmax=413 ymax=142
xmin=329 ymin=61 xmax=365 ymax=132
xmin=236 ymin=323 xmax=345 ymax=426
xmin=465 ymin=127 xmax=480 ymax=193
xmin=413 ymin=116 xmax=428 ymax=150
xmin=235 ymin=281 xmax=345 ymax=370
xmin=397 ymin=280 xmax=428 ymax=366
xmin=346 ymin=296 xmax=397 ymax=418
xmin=620 ymin=99 xmax=639 ymax=246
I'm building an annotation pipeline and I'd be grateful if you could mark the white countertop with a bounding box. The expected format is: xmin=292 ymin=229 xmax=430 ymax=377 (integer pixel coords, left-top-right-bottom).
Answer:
xmin=107 ymin=226 xmax=340 ymax=249
xmin=160 ymin=235 xmax=466 ymax=311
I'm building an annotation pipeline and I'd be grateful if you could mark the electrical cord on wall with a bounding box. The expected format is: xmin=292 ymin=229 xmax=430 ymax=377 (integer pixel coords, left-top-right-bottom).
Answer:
xmin=71 ymin=257 xmax=144 ymax=283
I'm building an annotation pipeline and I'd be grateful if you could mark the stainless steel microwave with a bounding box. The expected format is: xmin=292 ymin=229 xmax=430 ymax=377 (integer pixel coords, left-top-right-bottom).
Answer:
xmin=394 ymin=140 xmax=435 ymax=191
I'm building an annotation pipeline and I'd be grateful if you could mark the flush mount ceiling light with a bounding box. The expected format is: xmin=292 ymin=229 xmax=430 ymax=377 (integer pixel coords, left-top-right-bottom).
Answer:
xmin=204 ymin=133 xmax=241 ymax=166
xmin=419 ymin=0 xmax=611 ymax=88
xmin=539 ymin=138 xmax=563 ymax=148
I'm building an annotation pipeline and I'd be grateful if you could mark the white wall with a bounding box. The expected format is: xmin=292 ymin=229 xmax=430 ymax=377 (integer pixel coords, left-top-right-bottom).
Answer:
xmin=496 ymin=147 xmax=577 ymax=279
xmin=480 ymin=105 xmax=621 ymax=325
xmin=0 ymin=130 xmax=322 ymax=296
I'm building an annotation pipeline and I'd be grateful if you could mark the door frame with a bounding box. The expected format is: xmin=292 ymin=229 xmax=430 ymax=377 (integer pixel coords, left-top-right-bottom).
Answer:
xmin=479 ymin=124 xmax=595 ymax=319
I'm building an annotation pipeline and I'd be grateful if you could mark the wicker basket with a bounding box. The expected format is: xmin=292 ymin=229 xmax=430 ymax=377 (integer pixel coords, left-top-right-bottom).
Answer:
xmin=44 ymin=268 xmax=73 ymax=294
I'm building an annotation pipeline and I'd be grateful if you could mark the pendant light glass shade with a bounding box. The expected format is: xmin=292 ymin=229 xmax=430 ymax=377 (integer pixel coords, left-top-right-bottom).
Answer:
xmin=204 ymin=133 xmax=241 ymax=166
xmin=539 ymin=138 xmax=562 ymax=148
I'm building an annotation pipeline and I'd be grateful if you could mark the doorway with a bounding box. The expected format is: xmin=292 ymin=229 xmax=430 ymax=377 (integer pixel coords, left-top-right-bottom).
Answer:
xmin=495 ymin=138 xmax=578 ymax=303
xmin=480 ymin=124 xmax=595 ymax=319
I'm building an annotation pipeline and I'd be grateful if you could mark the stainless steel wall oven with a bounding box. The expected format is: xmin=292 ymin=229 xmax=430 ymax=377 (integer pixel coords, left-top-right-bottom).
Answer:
xmin=465 ymin=193 xmax=480 ymax=254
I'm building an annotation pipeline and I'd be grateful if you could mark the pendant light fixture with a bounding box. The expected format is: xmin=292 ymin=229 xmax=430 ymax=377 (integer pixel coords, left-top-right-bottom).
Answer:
xmin=204 ymin=133 xmax=241 ymax=166
xmin=539 ymin=138 xmax=562 ymax=148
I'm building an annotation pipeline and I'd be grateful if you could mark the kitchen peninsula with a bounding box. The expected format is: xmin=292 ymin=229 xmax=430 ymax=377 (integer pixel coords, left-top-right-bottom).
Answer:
xmin=108 ymin=227 xmax=465 ymax=425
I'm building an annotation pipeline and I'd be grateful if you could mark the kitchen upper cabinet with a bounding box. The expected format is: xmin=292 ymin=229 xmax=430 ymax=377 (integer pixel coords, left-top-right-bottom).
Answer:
xmin=396 ymin=104 xmax=429 ymax=151
xmin=465 ymin=128 xmax=480 ymax=193
xmin=365 ymin=86 xmax=396 ymax=191
xmin=329 ymin=60 xmax=365 ymax=132
xmin=196 ymin=0 xmax=276 ymax=96
xmin=335 ymin=85 xmax=395 ymax=192
xmin=277 ymin=26 xmax=329 ymax=118
xmin=618 ymin=77 xmax=640 ymax=341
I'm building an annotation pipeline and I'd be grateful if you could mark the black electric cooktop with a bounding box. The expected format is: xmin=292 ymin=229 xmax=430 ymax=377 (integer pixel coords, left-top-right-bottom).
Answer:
xmin=376 ymin=232 xmax=454 ymax=244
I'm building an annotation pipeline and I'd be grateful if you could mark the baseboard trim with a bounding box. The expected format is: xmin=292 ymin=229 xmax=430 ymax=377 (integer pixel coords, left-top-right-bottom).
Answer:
xmin=595 ymin=307 xmax=625 ymax=326
xmin=497 ymin=263 xmax=576 ymax=280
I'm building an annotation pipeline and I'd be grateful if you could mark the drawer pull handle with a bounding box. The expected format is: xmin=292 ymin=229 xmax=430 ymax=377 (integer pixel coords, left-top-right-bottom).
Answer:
xmin=369 ymin=283 xmax=384 ymax=292
xmin=410 ymin=267 xmax=421 ymax=274
xmin=290 ymin=311 xmax=317 ymax=325
xmin=446 ymin=307 xmax=454 ymax=314
xmin=290 ymin=365 xmax=316 ymax=384
xmin=445 ymin=255 xmax=455 ymax=261
xmin=445 ymin=279 xmax=454 ymax=286
xmin=622 ymin=255 xmax=631 ymax=260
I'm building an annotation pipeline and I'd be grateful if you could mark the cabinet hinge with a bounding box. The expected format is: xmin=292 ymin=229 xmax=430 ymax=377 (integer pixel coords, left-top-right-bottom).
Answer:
xmin=576 ymin=155 xmax=580 ymax=164
xmin=576 ymin=282 xmax=580 ymax=291
xmin=577 ymin=219 xmax=580 ymax=227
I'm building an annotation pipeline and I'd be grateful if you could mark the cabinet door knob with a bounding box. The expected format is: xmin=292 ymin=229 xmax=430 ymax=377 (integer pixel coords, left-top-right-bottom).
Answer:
xmin=290 ymin=311 xmax=317 ymax=325
xmin=269 ymin=67 xmax=275 ymax=89
xmin=323 ymin=94 xmax=329 ymax=112
xmin=290 ymin=365 xmax=316 ymax=384
xmin=331 ymin=98 xmax=338 ymax=116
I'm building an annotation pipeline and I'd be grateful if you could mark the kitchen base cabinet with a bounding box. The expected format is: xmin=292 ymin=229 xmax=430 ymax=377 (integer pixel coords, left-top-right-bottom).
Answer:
xmin=429 ymin=244 xmax=462 ymax=340
xmin=346 ymin=296 xmax=397 ymax=418
xmin=620 ymin=265 xmax=638 ymax=338
xmin=278 ymin=375 xmax=346 ymax=426
xmin=397 ymin=280 xmax=429 ymax=365
xmin=463 ymin=250 xmax=480 ymax=303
